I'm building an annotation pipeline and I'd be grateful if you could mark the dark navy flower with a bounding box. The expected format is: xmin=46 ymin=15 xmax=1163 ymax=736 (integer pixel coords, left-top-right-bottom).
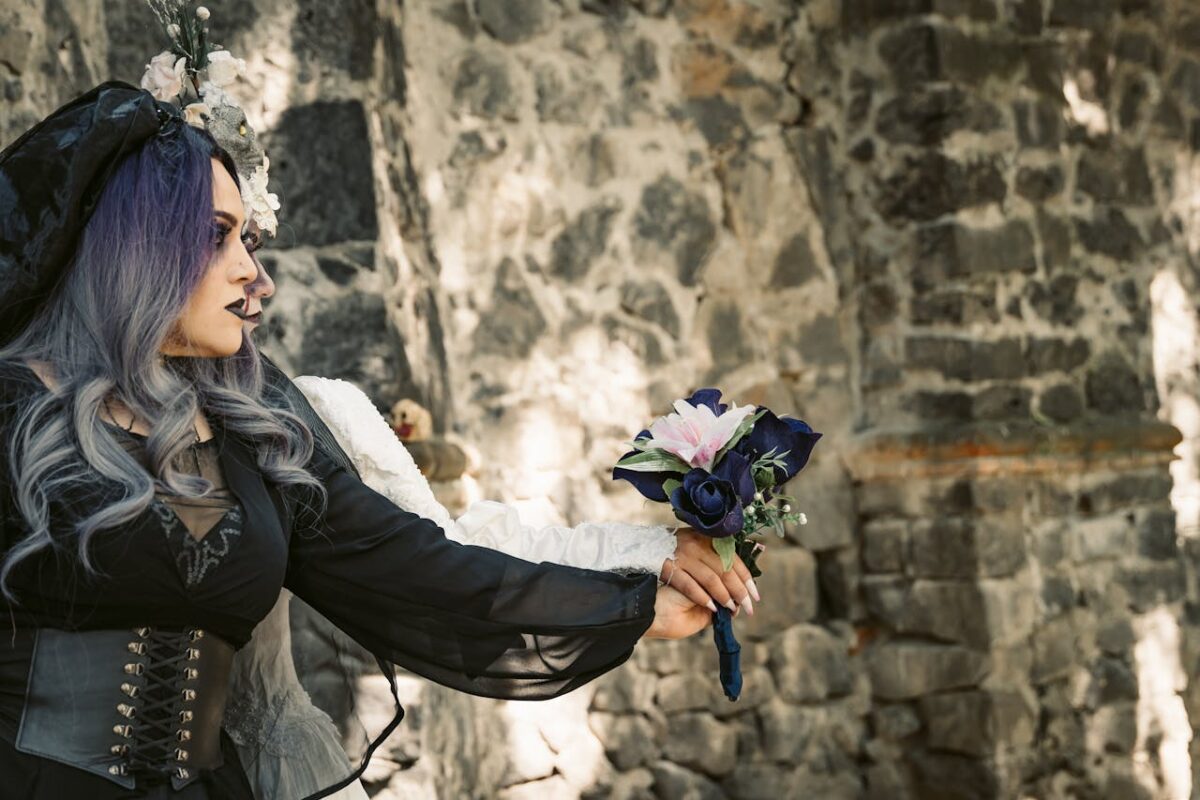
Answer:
xmin=683 ymin=388 xmax=727 ymax=416
xmin=712 ymin=450 xmax=755 ymax=505
xmin=669 ymin=468 xmax=744 ymax=537
xmin=734 ymin=409 xmax=822 ymax=486
xmin=612 ymin=428 xmax=673 ymax=502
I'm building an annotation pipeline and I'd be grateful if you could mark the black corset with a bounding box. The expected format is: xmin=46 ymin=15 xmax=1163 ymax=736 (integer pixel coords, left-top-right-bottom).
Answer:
xmin=13 ymin=626 xmax=234 ymax=790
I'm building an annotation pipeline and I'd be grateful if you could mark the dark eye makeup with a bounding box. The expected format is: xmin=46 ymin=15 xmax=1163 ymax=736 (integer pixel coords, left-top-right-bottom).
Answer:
xmin=212 ymin=221 xmax=264 ymax=253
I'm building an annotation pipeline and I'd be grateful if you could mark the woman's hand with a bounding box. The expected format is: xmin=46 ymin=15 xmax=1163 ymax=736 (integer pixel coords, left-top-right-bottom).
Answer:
xmin=644 ymin=584 xmax=714 ymax=639
xmin=660 ymin=529 xmax=760 ymax=617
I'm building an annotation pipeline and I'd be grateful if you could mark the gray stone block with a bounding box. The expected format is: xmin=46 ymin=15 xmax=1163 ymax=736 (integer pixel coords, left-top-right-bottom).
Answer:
xmin=908 ymin=517 xmax=1027 ymax=579
xmin=453 ymin=50 xmax=520 ymax=120
xmin=632 ymin=175 xmax=717 ymax=285
xmin=619 ymin=280 xmax=681 ymax=338
xmin=863 ymin=519 xmax=906 ymax=574
xmin=292 ymin=0 xmax=377 ymax=79
xmin=478 ymin=0 xmax=551 ymax=44
xmin=905 ymin=336 xmax=1024 ymax=381
xmin=912 ymin=220 xmax=1037 ymax=289
xmin=473 ymin=258 xmax=548 ymax=358
xmin=550 ymin=200 xmax=621 ymax=281
xmin=876 ymin=153 xmax=1006 ymax=223
xmin=737 ymin=547 xmax=818 ymax=638
xmin=768 ymin=623 xmax=853 ymax=703
xmin=769 ymin=233 xmax=821 ymax=288
xmin=648 ymin=761 xmax=725 ymax=800
xmin=1037 ymin=384 xmax=1084 ymax=423
xmin=866 ymin=641 xmax=989 ymax=700
xmin=1016 ymin=164 xmax=1065 ymax=201
xmin=875 ymin=86 xmax=1005 ymax=146
xmin=1084 ymin=352 xmax=1145 ymax=414
xmin=919 ymin=690 xmax=1036 ymax=756
xmin=757 ymin=699 xmax=864 ymax=767
xmin=1013 ymin=98 xmax=1064 ymax=149
xmin=591 ymin=713 xmax=660 ymax=771
xmin=265 ymin=100 xmax=378 ymax=247
xmin=910 ymin=750 xmax=999 ymax=800
xmin=662 ymin=713 xmax=737 ymax=777
xmin=1076 ymin=146 xmax=1155 ymax=205
xmin=1075 ymin=208 xmax=1145 ymax=262
xmin=872 ymin=703 xmax=922 ymax=740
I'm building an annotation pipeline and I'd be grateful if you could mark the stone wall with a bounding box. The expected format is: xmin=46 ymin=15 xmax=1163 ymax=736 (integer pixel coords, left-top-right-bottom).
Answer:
xmin=5 ymin=0 xmax=1200 ymax=798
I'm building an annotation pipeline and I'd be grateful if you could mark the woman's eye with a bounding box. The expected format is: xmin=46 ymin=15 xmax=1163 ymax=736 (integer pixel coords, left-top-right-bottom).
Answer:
xmin=242 ymin=231 xmax=263 ymax=254
xmin=213 ymin=223 xmax=232 ymax=246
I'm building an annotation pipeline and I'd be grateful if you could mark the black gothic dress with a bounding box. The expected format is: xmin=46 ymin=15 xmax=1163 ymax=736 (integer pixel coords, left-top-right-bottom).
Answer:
xmin=0 ymin=360 xmax=658 ymax=798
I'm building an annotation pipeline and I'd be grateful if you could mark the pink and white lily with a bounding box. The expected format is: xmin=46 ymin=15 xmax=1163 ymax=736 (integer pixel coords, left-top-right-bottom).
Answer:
xmin=642 ymin=398 xmax=756 ymax=471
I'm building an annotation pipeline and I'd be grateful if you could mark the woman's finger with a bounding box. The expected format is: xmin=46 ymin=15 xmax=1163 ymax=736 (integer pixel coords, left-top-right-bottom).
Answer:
xmin=730 ymin=555 xmax=759 ymax=602
xmin=670 ymin=571 xmax=718 ymax=614
xmin=718 ymin=561 xmax=752 ymax=615
xmin=692 ymin=563 xmax=740 ymax=614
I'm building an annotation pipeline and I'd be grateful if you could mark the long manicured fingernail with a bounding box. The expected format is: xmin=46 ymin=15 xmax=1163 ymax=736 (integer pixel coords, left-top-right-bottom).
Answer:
xmin=742 ymin=595 xmax=755 ymax=616
xmin=746 ymin=578 xmax=760 ymax=602
xmin=706 ymin=600 xmax=718 ymax=613
xmin=725 ymin=599 xmax=738 ymax=613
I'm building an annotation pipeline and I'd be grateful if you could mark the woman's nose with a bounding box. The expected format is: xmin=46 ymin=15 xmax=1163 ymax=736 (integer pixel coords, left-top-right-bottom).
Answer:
xmin=246 ymin=253 xmax=275 ymax=299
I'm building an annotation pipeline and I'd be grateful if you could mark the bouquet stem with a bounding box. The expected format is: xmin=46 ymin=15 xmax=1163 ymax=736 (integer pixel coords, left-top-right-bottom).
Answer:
xmin=712 ymin=605 xmax=742 ymax=701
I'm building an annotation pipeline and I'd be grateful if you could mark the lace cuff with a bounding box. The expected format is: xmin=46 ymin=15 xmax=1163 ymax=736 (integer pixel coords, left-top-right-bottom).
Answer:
xmin=292 ymin=376 xmax=677 ymax=574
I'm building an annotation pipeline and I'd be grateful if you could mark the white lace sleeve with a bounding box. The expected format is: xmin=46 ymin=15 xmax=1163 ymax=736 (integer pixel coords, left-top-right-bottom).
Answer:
xmin=291 ymin=375 xmax=678 ymax=575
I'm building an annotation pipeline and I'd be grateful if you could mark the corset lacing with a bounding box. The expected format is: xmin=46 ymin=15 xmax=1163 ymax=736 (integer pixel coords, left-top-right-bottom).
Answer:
xmin=107 ymin=626 xmax=204 ymax=782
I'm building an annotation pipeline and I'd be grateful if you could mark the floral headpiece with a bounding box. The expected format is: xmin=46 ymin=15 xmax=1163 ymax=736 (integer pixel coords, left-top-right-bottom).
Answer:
xmin=140 ymin=1 xmax=280 ymax=235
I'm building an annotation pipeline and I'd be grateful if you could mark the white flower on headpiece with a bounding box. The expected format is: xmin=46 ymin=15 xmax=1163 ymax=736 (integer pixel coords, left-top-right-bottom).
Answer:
xmin=242 ymin=157 xmax=281 ymax=236
xmin=196 ymin=6 xmax=210 ymax=21
xmin=182 ymin=102 xmax=210 ymax=128
xmin=140 ymin=51 xmax=187 ymax=102
xmin=205 ymin=50 xmax=246 ymax=88
xmin=198 ymin=80 xmax=234 ymax=109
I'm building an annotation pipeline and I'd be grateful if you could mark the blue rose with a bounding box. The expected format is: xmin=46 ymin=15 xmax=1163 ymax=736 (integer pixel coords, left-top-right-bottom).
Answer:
xmin=669 ymin=453 xmax=754 ymax=537
xmin=734 ymin=409 xmax=822 ymax=486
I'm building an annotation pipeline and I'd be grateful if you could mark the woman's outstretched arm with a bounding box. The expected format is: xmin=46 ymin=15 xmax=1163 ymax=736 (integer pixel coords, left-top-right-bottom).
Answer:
xmin=289 ymin=374 xmax=755 ymax=616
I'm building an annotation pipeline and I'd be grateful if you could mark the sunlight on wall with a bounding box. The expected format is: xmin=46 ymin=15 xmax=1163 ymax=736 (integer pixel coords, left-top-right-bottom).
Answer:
xmin=1152 ymin=269 xmax=1200 ymax=538
xmin=502 ymin=688 xmax=608 ymax=792
xmin=1134 ymin=607 xmax=1193 ymax=798
xmin=1062 ymin=75 xmax=1109 ymax=138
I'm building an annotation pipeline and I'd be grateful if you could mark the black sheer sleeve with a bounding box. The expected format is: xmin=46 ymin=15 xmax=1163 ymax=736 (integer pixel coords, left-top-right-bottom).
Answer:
xmin=282 ymin=426 xmax=658 ymax=701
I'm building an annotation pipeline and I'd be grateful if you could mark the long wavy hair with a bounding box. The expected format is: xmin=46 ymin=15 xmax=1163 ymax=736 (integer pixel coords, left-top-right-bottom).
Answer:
xmin=0 ymin=122 xmax=325 ymax=601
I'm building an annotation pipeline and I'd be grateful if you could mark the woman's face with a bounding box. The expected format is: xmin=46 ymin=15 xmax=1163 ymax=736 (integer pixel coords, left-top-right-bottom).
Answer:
xmin=160 ymin=158 xmax=268 ymax=357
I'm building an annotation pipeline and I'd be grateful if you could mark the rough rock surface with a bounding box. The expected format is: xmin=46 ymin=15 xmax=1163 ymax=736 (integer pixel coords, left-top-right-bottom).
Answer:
xmin=7 ymin=0 xmax=1200 ymax=798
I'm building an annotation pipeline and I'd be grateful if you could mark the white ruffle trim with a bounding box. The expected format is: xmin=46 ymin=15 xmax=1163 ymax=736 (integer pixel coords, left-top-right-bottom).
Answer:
xmin=292 ymin=375 xmax=678 ymax=574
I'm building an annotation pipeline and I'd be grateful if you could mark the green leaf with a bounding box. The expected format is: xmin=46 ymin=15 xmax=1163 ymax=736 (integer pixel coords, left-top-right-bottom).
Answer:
xmin=614 ymin=448 xmax=691 ymax=474
xmin=712 ymin=536 xmax=738 ymax=572
xmin=662 ymin=478 xmax=682 ymax=497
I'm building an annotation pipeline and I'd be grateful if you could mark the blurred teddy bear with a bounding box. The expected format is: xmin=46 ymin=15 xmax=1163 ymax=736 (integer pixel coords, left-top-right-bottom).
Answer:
xmin=390 ymin=398 xmax=433 ymax=442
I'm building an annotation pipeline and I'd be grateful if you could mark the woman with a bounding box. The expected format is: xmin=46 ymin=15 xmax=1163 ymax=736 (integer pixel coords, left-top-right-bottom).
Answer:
xmin=0 ymin=84 xmax=755 ymax=798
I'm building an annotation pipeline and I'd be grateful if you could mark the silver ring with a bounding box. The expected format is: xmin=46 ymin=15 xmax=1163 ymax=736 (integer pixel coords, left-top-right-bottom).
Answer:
xmin=661 ymin=560 xmax=676 ymax=588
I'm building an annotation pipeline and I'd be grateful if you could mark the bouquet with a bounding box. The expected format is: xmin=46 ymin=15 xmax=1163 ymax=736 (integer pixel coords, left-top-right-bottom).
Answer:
xmin=612 ymin=389 xmax=820 ymax=700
